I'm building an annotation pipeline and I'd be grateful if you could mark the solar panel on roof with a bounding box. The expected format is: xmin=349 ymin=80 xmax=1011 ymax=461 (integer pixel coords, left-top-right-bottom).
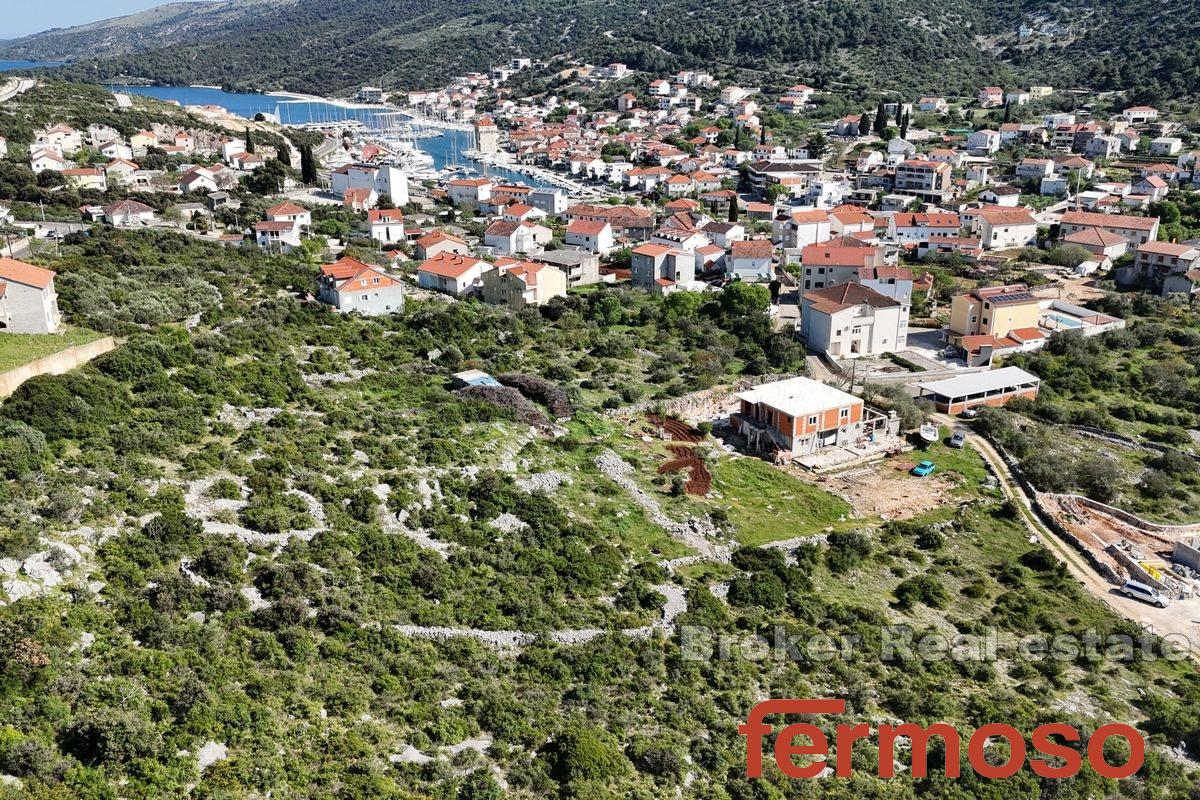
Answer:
xmin=989 ymin=292 xmax=1036 ymax=304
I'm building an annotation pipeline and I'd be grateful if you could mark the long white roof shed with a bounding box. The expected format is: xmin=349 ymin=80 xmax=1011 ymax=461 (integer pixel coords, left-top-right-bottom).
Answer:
xmin=917 ymin=366 xmax=1040 ymax=404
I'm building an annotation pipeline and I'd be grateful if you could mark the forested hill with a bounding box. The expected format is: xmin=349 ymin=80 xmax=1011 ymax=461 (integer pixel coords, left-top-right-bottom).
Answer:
xmin=2 ymin=0 xmax=1197 ymax=101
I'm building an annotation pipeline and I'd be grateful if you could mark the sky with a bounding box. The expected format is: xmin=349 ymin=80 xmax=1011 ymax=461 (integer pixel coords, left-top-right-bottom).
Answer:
xmin=3 ymin=0 xmax=205 ymax=39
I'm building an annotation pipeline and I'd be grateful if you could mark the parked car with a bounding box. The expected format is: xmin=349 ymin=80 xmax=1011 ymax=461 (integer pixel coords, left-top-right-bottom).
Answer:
xmin=949 ymin=431 xmax=966 ymax=449
xmin=911 ymin=460 xmax=936 ymax=477
xmin=959 ymin=407 xmax=981 ymax=419
xmin=1120 ymin=579 xmax=1170 ymax=608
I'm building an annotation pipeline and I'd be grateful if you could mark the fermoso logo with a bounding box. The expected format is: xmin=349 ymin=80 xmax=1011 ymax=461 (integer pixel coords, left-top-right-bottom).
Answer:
xmin=741 ymin=699 xmax=1144 ymax=780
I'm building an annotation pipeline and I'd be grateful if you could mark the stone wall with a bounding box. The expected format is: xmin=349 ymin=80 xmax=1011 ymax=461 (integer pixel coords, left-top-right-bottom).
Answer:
xmin=0 ymin=337 xmax=117 ymax=398
xmin=608 ymin=373 xmax=801 ymax=423
xmin=981 ymin=434 xmax=1124 ymax=585
xmin=1064 ymin=494 xmax=1200 ymax=535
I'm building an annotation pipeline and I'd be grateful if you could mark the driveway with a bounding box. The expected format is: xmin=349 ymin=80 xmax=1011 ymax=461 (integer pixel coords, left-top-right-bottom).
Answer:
xmin=904 ymin=326 xmax=968 ymax=369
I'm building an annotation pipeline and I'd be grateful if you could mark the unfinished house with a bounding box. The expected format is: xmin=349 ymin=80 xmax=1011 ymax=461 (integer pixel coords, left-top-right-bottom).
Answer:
xmin=731 ymin=376 xmax=899 ymax=467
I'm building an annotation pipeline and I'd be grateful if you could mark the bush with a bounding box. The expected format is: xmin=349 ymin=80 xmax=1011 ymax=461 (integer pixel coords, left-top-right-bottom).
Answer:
xmin=894 ymin=575 xmax=949 ymax=609
xmin=546 ymin=726 xmax=628 ymax=784
xmin=825 ymin=530 xmax=872 ymax=573
xmin=0 ymin=419 xmax=49 ymax=479
xmin=915 ymin=527 xmax=945 ymax=550
xmin=726 ymin=572 xmax=787 ymax=609
xmin=497 ymin=373 xmax=573 ymax=418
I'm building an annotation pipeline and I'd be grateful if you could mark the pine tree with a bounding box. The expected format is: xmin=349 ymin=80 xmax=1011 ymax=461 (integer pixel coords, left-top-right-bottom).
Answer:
xmin=1003 ymin=102 xmax=1012 ymax=124
xmin=900 ymin=111 xmax=910 ymax=140
xmin=728 ymin=197 xmax=738 ymax=222
xmin=245 ymin=128 xmax=255 ymax=153
xmin=895 ymin=103 xmax=903 ymax=127
xmin=858 ymin=114 xmax=871 ymax=137
xmin=873 ymin=101 xmax=887 ymax=136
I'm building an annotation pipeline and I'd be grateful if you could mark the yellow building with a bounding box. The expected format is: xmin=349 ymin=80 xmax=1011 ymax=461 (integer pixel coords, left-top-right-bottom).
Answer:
xmin=481 ymin=259 xmax=567 ymax=310
xmin=949 ymin=284 xmax=1042 ymax=344
xmin=130 ymin=130 xmax=159 ymax=150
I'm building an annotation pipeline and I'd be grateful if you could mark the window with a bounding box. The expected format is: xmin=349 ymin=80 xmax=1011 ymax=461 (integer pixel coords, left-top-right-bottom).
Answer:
xmin=361 ymin=295 xmax=368 ymax=301
xmin=808 ymin=415 xmax=817 ymax=425
xmin=372 ymin=277 xmax=380 ymax=285
xmin=840 ymin=408 xmax=849 ymax=418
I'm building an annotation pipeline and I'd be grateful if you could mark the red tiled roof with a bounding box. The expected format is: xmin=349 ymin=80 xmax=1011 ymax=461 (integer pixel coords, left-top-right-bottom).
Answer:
xmin=731 ymin=239 xmax=774 ymax=259
xmin=419 ymin=252 xmax=487 ymax=279
xmin=0 ymin=257 xmax=55 ymax=289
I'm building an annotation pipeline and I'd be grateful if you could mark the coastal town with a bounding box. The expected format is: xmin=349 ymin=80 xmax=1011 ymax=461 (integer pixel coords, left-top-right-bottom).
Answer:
xmin=2 ymin=42 xmax=1200 ymax=796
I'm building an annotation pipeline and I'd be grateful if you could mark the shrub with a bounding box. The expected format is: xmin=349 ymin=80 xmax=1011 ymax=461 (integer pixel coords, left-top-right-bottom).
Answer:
xmin=546 ymin=726 xmax=628 ymax=784
xmin=825 ymin=530 xmax=872 ymax=573
xmin=894 ymin=575 xmax=949 ymax=609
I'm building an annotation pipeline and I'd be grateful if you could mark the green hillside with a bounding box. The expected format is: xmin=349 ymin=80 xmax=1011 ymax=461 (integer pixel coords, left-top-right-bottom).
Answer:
xmin=1 ymin=0 xmax=1197 ymax=101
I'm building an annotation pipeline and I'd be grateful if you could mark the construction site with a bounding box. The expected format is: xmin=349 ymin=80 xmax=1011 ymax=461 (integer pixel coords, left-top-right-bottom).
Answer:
xmin=1040 ymin=493 xmax=1200 ymax=601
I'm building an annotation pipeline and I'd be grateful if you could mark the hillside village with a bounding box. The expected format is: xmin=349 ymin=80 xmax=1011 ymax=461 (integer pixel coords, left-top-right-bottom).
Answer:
xmin=4 ymin=57 xmax=1200 ymax=797
xmin=6 ymin=65 xmax=1194 ymax=379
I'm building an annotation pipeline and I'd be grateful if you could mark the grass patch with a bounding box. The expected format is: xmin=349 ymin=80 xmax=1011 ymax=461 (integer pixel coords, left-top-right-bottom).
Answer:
xmin=707 ymin=456 xmax=853 ymax=546
xmin=920 ymin=427 xmax=992 ymax=491
xmin=0 ymin=327 xmax=105 ymax=372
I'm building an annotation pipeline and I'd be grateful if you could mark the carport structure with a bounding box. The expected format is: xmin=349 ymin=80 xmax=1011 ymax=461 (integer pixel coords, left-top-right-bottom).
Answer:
xmin=917 ymin=366 xmax=1040 ymax=413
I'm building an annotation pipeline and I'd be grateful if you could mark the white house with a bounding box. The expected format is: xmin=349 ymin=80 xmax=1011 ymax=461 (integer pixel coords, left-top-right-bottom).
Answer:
xmin=447 ymin=178 xmax=493 ymax=209
xmin=417 ymin=252 xmax=493 ymax=296
xmin=103 ymin=199 xmax=157 ymax=227
xmin=977 ymin=207 xmax=1038 ymax=250
xmin=966 ymin=130 xmax=1001 ymax=154
xmin=0 ymin=257 xmax=62 ymax=333
xmin=776 ymin=209 xmax=832 ymax=248
xmin=255 ymin=220 xmax=302 ymax=252
xmin=318 ymin=256 xmax=405 ymax=316
xmin=331 ymin=163 xmax=408 ymax=206
xmin=179 ymin=167 xmax=220 ymax=194
xmin=265 ymin=201 xmax=312 ymax=229
xmin=220 ymin=138 xmax=247 ymax=162
xmin=61 ymin=168 xmax=108 ymax=191
xmin=484 ymin=219 xmax=550 ymax=255
xmin=726 ymin=239 xmax=774 ymax=282
xmin=564 ymin=219 xmax=615 ymax=255
xmin=1122 ymin=106 xmax=1158 ymax=124
xmin=631 ymin=243 xmax=696 ymax=293
xmin=367 ymin=209 xmax=406 ymax=245
xmin=30 ymin=150 xmax=69 ymax=173
xmin=800 ymin=282 xmax=908 ymax=358
xmin=1149 ymin=137 xmax=1183 ymax=157
xmin=99 ymin=140 xmax=134 ymax=161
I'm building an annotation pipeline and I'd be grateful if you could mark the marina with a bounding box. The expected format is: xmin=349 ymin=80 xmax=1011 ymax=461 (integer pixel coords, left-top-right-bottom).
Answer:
xmin=113 ymin=84 xmax=571 ymax=191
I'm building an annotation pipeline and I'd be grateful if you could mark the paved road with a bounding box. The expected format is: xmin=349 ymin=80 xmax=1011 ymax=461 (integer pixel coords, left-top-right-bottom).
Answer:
xmin=935 ymin=413 xmax=1200 ymax=660
xmin=0 ymin=78 xmax=35 ymax=103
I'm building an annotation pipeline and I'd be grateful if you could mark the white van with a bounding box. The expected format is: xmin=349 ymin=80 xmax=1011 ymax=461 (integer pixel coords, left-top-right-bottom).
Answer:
xmin=1120 ymin=580 xmax=1170 ymax=608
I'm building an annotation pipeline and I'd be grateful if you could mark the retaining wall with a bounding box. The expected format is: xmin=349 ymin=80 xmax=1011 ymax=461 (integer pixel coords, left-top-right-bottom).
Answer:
xmin=1059 ymin=493 xmax=1200 ymax=535
xmin=608 ymin=373 xmax=800 ymax=421
xmin=0 ymin=337 xmax=117 ymax=398
xmin=981 ymin=434 xmax=1123 ymax=584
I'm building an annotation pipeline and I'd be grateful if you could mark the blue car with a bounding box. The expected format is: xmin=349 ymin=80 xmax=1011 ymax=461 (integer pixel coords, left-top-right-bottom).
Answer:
xmin=912 ymin=460 xmax=936 ymax=477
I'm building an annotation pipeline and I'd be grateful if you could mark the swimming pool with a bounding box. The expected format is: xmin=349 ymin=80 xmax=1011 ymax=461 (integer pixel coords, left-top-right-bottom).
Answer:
xmin=1044 ymin=312 xmax=1083 ymax=328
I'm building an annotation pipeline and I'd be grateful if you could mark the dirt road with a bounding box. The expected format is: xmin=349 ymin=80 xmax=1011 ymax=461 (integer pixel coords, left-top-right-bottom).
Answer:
xmin=937 ymin=414 xmax=1200 ymax=659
